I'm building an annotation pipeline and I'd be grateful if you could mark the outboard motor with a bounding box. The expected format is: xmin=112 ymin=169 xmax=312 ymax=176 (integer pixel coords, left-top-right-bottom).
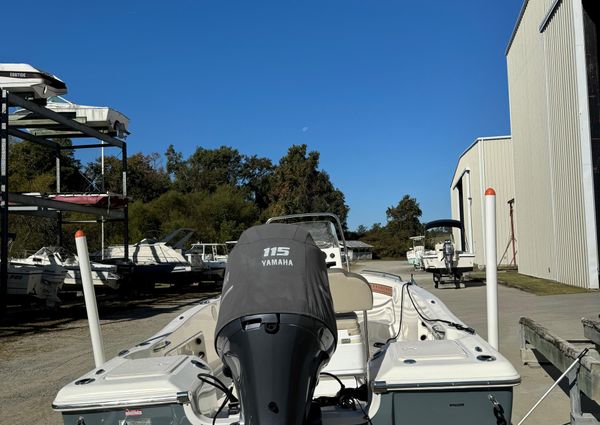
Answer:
xmin=215 ymin=224 xmax=337 ymax=425
xmin=443 ymin=240 xmax=455 ymax=273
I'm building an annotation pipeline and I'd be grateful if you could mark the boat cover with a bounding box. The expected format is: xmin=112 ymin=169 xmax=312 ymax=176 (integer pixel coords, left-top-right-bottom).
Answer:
xmin=216 ymin=223 xmax=336 ymax=337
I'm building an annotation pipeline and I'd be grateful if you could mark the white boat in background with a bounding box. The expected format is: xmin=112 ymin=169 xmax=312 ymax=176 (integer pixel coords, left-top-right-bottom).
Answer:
xmin=14 ymin=247 xmax=120 ymax=290
xmin=0 ymin=63 xmax=67 ymax=100
xmin=7 ymin=262 xmax=62 ymax=307
xmin=6 ymin=263 xmax=43 ymax=296
xmin=54 ymin=213 xmax=518 ymax=425
xmin=11 ymin=95 xmax=130 ymax=139
xmin=406 ymin=235 xmax=425 ymax=269
xmin=101 ymin=237 xmax=192 ymax=284
xmin=421 ymin=219 xmax=475 ymax=287
xmin=185 ymin=242 xmax=228 ymax=273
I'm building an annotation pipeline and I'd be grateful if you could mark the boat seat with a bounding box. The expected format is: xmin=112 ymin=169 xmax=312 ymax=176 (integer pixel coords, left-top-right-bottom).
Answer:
xmin=327 ymin=269 xmax=373 ymax=313
xmin=335 ymin=312 xmax=360 ymax=336
xmin=319 ymin=269 xmax=372 ymax=387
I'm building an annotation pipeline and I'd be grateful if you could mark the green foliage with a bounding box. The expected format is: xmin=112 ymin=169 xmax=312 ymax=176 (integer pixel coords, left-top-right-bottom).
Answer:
xmin=167 ymin=145 xmax=244 ymax=193
xmin=361 ymin=195 xmax=424 ymax=258
xmin=265 ymin=144 xmax=349 ymax=227
xmin=85 ymin=152 xmax=170 ymax=202
xmin=9 ymin=138 xmax=84 ymax=192
xmin=6 ymin=141 xmax=361 ymax=253
xmin=128 ymin=187 xmax=259 ymax=243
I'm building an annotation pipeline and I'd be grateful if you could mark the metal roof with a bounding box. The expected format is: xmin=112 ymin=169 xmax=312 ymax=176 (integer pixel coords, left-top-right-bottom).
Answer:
xmin=344 ymin=240 xmax=373 ymax=249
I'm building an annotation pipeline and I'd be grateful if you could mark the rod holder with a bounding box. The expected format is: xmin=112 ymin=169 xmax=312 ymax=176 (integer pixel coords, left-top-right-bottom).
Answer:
xmin=485 ymin=187 xmax=499 ymax=349
xmin=75 ymin=230 xmax=105 ymax=367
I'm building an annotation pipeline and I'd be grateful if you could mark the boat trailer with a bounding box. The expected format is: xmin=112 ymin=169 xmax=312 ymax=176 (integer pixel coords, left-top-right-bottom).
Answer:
xmin=519 ymin=317 xmax=600 ymax=424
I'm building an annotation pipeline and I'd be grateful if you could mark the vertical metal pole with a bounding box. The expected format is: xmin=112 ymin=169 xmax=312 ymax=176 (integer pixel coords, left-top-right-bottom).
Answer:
xmin=485 ymin=187 xmax=499 ymax=350
xmin=465 ymin=170 xmax=474 ymax=253
xmin=0 ymin=90 xmax=8 ymax=315
xmin=55 ymin=150 xmax=61 ymax=193
xmin=57 ymin=212 xmax=63 ymax=246
xmin=101 ymin=141 xmax=105 ymax=259
xmin=122 ymin=143 xmax=128 ymax=261
xmin=508 ymin=199 xmax=517 ymax=267
xmin=56 ymin=149 xmax=62 ymax=247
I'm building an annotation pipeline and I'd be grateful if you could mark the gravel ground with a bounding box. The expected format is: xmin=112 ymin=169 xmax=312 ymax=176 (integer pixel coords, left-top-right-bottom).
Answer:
xmin=0 ymin=289 xmax=217 ymax=424
xmin=1 ymin=261 xmax=599 ymax=424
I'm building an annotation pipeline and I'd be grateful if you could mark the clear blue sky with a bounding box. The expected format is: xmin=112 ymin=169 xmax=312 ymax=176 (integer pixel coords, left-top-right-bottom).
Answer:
xmin=4 ymin=0 xmax=523 ymax=230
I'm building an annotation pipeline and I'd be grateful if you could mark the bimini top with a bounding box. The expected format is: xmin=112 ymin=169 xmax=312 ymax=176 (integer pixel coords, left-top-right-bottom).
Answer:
xmin=216 ymin=223 xmax=336 ymax=338
xmin=425 ymin=219 xmax=463 ymax=231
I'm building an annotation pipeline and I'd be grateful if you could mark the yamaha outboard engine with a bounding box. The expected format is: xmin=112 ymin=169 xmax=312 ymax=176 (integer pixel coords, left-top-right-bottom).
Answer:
xmin=443 ymin=240 xmax=455 ymax=273
xmin=215 ymin=224 xmax=337 ymax=425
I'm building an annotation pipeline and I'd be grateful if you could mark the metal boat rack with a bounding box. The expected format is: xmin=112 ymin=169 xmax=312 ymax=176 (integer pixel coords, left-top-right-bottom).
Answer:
xmin=520 ymin=317 xmax=600 ymax=424
xmin=0 ymin=89 xmax=129 ymax=313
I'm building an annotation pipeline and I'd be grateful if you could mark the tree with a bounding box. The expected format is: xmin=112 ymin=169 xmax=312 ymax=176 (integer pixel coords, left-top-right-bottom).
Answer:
xmin=9 ymin=138 xmax=84 ymax=192
xmin=127 ymin=186 xmax=259 ymax=244
xmin=386 ymin=195 xmax=423 ymax=237
xmin=265 ymin=144 xmax=349 ymax=226
xmin=85 ymin=152 xmax=170 ymax=202
xmin=167 ymin=145 xmax=244 ymax=193
xmin=362 ymin=195 xmax=423 ymax=258
xmin=239 ymin=155 xmax=274 ymax=211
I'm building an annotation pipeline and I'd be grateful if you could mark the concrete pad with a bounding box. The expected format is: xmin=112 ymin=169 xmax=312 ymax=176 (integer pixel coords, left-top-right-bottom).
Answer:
xmin=352 ymin=260 xmax=600 ymax=424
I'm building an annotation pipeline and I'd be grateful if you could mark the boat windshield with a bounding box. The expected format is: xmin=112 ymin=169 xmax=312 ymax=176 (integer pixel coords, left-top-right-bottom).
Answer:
xmin=295 ymin=221 xmax=339 ymax=249
xmin=425 ymin=227 xmax=455 ymax=249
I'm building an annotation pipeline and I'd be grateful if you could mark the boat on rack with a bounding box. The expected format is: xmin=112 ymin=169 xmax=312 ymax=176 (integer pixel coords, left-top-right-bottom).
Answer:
xmin=53 ymin=214 xmax=519 ymax=425
xmin=0 ymin=63 xmax=67 ymax=100
xmin=421 ymin=219 xmax=475 ymax=287
xmin=11 ymin=95 xmax=130 ymax=139
xmin=13 ymin=246 xmax=120 ymax=291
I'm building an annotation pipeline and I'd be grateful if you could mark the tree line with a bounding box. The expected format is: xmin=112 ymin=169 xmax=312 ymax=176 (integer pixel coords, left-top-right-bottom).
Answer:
xmin=7 ymin=139 xmax=424 ymax=258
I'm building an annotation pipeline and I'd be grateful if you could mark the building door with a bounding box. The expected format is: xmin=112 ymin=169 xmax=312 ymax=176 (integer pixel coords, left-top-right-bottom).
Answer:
xmin=583 ymin=0 xmax=600 ymax=269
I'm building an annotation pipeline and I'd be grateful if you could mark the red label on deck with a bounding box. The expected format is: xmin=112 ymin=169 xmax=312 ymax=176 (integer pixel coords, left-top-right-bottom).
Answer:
xmin=370 ymin=283 xmax=393 ymax=296
xmin=125 ymin=409 xmax=143 ymax=417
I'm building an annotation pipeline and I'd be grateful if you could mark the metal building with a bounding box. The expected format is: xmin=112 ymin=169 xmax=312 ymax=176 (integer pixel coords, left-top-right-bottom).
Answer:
xmin=451 ymin=137 xmax=517 ymax=268
xmin=344 ymin=241 xmax=374 ymax=262
xmin=506 ymin=0 xmax=599 ymax=289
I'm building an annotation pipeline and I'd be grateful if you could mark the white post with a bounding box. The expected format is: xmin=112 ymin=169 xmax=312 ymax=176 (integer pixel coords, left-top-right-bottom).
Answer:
xmin=465 ymin=170 xmax=474 ymax=253
xmin=101 ymin=142 xmax=105 ymax=260
xmin=75 ymin=230 xmax=106 ymax=367
xmin=485 ymin=188 xmax=499 ymax=349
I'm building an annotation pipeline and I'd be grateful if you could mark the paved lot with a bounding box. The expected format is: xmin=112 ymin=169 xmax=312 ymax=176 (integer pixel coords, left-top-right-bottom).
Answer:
xmin=0 ymin=260 xmax=598 ymax=424
xmin=352 ymin=260 xmax=600 ymax=425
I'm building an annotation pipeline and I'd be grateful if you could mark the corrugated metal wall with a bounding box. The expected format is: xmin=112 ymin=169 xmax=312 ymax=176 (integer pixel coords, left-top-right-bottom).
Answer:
xmin=450 ymin=137 xmax=516 ymax=267
xmin=507 ymin=0 xmax=597 ymax=288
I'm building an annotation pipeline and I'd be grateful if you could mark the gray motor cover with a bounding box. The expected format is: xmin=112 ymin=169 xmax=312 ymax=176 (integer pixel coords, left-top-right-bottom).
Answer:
xmin=215 ymin=223 xmax=337 ymax=340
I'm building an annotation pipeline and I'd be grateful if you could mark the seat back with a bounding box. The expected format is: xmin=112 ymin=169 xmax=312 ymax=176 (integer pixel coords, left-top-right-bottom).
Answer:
xmin=327 ymin=269 xmax=373 ymax=313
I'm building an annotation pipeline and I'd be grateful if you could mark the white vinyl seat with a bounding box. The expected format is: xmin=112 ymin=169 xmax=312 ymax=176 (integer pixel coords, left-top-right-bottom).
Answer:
xmin=321 ymin=269 xmax=373 ymax=380
xmin=327 ymin=269 xmax=374 ymax=314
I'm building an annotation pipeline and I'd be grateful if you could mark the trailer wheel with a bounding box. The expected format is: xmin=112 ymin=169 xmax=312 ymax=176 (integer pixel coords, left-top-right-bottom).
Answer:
xmin=433 ymin=273 xmax=441 ymax=288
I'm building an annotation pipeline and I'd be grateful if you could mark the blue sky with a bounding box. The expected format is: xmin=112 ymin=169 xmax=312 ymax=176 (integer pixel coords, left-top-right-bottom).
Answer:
xmin=4 ymin=0 xmax=523 ymax=229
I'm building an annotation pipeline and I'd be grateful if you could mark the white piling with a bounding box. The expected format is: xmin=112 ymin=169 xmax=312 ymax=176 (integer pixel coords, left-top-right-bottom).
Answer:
xmin=75 ymin=230 xmax=106 ymax=367
xmin=485 ymin=187 xmax=499 ymax=350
